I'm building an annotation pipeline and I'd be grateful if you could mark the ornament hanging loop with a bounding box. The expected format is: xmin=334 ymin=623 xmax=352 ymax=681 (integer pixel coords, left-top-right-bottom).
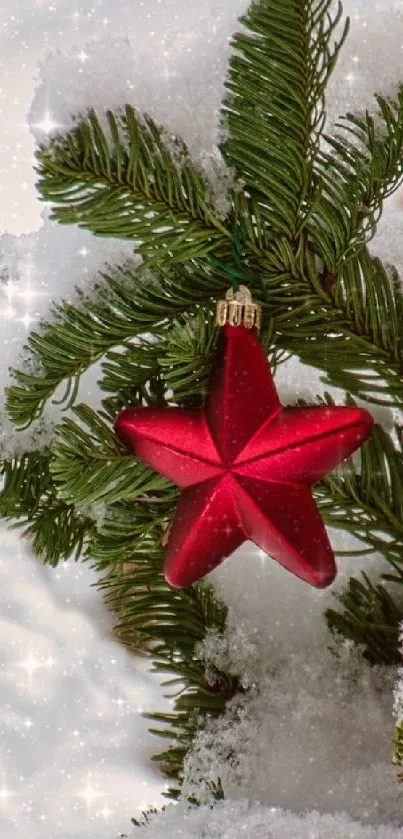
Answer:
xmin=215 ymin=285 xmax=262 ymax=330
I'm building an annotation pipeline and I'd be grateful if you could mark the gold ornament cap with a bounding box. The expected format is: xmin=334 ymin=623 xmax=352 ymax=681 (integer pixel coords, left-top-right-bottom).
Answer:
xmin=215 ymin=285 xmax=261 ymax=330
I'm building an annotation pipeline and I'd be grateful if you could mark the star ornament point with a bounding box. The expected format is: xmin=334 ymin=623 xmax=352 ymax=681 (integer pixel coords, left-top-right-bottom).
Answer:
xmin=115 ymin=325 xmax=374 ymax=589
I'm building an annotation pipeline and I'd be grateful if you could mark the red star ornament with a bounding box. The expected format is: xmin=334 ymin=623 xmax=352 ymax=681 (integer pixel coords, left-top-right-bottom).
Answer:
xmin=115 ymin=324 xmax=374 ymax=589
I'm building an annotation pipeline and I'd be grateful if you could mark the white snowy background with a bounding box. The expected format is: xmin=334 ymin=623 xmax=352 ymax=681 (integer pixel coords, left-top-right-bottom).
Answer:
xmin=1 ymin=1 xmax=403 ymax=837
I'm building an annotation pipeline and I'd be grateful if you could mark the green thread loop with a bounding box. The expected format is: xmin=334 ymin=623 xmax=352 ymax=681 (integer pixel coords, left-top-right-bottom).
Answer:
xmin=208 ymin=218 xmax=248 ymax=292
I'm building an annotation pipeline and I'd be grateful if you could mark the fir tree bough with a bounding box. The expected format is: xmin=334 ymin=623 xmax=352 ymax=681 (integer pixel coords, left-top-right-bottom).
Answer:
xmin=3 ymin=0 xmax=403 ymax=794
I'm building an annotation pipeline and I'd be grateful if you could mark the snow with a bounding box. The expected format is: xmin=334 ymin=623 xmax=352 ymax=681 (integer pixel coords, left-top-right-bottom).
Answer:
xmin=0 ymin=527 xmax=170 ymax=838
xmin=1 ymin=0 xmax=403 ymax=837
xmin=112 ymin=798 xmax=403 ymax=839
xmin=187 ymin=562 xmax=398 ymax=823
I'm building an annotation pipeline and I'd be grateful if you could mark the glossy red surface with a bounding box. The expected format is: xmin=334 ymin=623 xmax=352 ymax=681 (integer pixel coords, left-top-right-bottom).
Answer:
xmin=115 ymin=324 xmax=374 ymax=589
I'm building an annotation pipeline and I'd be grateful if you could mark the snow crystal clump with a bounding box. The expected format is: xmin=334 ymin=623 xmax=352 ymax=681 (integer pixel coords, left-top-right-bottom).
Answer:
xmin=114 ymin=797 xmax=403 ymax=839
xmin=184 ymin=628 xmax=399 ymax=826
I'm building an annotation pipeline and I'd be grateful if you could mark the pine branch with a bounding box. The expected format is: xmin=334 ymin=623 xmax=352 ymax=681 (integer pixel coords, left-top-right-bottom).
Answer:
xmin=35 ymin=107 xmax=231 ymax=265
xmin=311 ymin=412 xmax=403 ymax=665
xmin=50 ymin=404 xmax=173 ymax=507
xmin=308 ymin=88 xmax=403 ymax=268
xmin=220 ymin=0 xmax=349 ymax=237
xmin=315 ymin=420 xmax=403 ymax=573
xmin=100 ymin=334 xmax=164 ymax=412
xmin=5 ymin=261 xmax=226 ymax=429
xmin=129 ymin=806 xmax=162 ymax=830
xmin=101 ymin=309 xmax=221 ymax=413
xmin=90 ymin=506 xmax=240 ymax=790
xmin=250 ymin=243 xmax=403 ymax=408
xmin=325 ymin=573 xmax=402 ymax=665
xmin=393 ymin=722 xmax=403 ymax=782
xmin=155 ymin=310 xmax=218 ymax=406
xmin=310 ymin=249 xmax=403 ymax=406
xmin=7 ymin=239 xmax=403 ymax=453
xmin=0 ymin=451 xmax=94 ymax=564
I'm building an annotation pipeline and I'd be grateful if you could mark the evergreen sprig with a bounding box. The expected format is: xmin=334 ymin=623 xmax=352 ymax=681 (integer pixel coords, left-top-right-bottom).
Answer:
xmin=36 ymin=107 xmax=231 ymax=265
xmin=50 ymin=404 xmax=173 ymax=507
xmin=308 ymin=89 xmax=403 ymax=267
xmin=220 ymin=0 xmax=349 ymax=237
xmin=314 ymin=416 xmax=403 ymax=664
xmin=393 ymin=722 xmax=403 ymax=782
xmin=0 ymin=450 xmax=94 ymax=564
xmin=251 ymin=243 xmax=403 ymax=408
xmin=5 ymin=263 xmax=225 ymax=428
xmin=325 ymin=573 xmax=402 ymax=665
xmin=91 ymin=507 xmax=240 ymax=793
xmin=317 ymin=420 xmax=403 ymax=571
xmin=297 ymin=249 xmax=403 ymax=406
xmin=7 ymin=241 xmax=403 ymax=434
